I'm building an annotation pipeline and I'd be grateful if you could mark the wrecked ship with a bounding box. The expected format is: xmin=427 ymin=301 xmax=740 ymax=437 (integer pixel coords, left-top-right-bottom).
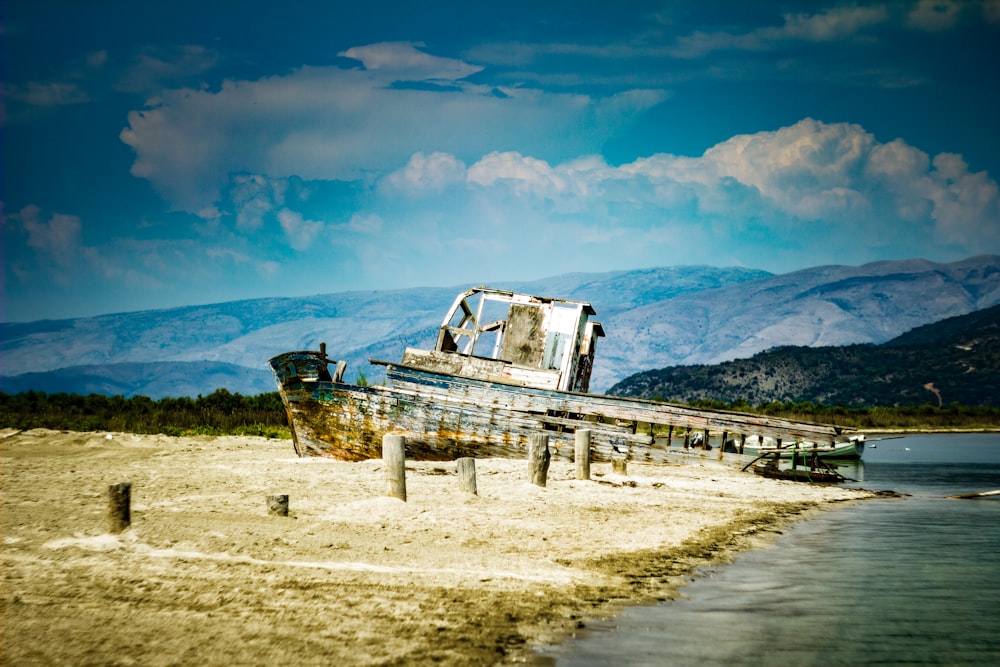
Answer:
xmin=268 ymin=286 xmax=856 ymax=463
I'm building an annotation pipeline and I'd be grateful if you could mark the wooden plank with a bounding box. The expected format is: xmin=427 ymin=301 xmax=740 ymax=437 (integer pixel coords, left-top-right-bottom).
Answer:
xmin=381 ymin=362 xmax=847 ymax=444
xmin=282 ymin=378 xmax=648 ymax=463
xmin=280 ymin=359 xmax=850 ymax=465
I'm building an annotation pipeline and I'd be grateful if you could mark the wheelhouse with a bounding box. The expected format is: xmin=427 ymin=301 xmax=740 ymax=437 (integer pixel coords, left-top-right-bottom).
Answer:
xmin=400 ymin=287 xmax=604 ymax=392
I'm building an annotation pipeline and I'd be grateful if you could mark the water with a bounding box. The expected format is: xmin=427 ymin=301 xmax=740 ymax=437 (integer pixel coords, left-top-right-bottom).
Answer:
xmin=536 ymin=434 xmax=1000 ymax=666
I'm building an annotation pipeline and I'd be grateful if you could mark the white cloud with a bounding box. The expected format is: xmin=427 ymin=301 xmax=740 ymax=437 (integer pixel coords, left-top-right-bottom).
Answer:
xmin=670 ymin=5 xmax=888 ymax=57
xmin=377 ymin=119 xmax=1000 ymax=265
xmin=778 ymin=6 xmax=890 ymax=41
xmin=24 ymin=117 xmax=1000 ymax=318
xmin=229 ymin=174 xmax=284 ymax=231
xmin=698 ymin=119 xmax=875 ymax=219
xmin=277 ymin=209 xmax=325 ymax=251
xmin=120 ymin=44 xmax=664 ymax=212
xmin=383 ymin=152 xmax=467 ymax=193
xmin=926 ymin=153 xmax=1000 ymax=244
xmin=468 ymin=152 xmax=568 ymax=196
xmin=339 ymin=42 xmax=483 ymax=80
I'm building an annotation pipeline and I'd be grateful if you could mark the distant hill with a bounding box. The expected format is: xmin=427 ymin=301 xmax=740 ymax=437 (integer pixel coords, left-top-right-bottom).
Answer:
xmin=594 ymin=255 xmax=1000 ymax=389
xmin=0 ymin=267 xmax=768 ymax=399
xmin=607 ymin=304 xmax=1000 ymax=408
xmin=1 ymin=255 xmax=998 ymax=399
xmin=0 ymin=362 xmax=264 ymax=400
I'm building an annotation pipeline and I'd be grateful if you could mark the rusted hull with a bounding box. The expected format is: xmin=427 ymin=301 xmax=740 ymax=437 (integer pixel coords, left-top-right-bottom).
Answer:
xmin=272 ymin=357 xmax=850 ymax=463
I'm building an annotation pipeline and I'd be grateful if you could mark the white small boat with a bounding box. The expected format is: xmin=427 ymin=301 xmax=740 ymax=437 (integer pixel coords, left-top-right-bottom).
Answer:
xmin=740 ymin=434 xmax=866 ymax=460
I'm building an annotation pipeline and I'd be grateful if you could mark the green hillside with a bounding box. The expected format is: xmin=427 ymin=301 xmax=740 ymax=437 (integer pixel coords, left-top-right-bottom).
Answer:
xmin=608 ymin=304 xmax=1000 ymax=408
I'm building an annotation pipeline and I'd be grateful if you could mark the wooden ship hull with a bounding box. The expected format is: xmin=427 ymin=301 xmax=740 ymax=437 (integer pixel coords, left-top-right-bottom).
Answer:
xmin=268 ymin=287 xmax=857 ymax=465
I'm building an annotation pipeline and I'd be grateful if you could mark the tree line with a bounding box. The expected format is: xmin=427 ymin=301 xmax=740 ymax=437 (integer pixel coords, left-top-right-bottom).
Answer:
xmin=1 ymin=389 xmax=997 ymax=438
xmin=0 ymin=389 xmax=289 ymax=438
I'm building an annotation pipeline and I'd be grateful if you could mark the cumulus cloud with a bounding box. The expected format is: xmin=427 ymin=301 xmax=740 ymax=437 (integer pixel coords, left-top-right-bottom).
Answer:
xmin=926 ymin=153 xmax=1000 ymax=244
xmin=378 ymin=119 xmax=999 ymax=264
xmin=277 ymin=209 xmax=325 ymax=251
xmin=383 ymin=152 xmax=467 ymax=193
xmin=180 ymin=119 xmax=993 ymax=288
xmin=119 ymin=43 xmax=664 ymax=212
xmin=467 ymin=152 xmax=569 ymax=197
xmin=228 ymin=174 xmax=286 ymax=231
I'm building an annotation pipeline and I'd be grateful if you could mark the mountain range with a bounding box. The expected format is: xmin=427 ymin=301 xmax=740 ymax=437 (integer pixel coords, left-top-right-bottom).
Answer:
xmin=1 ymin=255 xmax=998 ymax=399
xmin=608 ymin=303 xmax=1000 ymax=407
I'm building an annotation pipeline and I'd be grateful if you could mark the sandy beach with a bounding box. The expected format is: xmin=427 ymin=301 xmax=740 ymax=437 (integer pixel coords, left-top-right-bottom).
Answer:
xmin=2 ymin=428 xmax=875 ymax=665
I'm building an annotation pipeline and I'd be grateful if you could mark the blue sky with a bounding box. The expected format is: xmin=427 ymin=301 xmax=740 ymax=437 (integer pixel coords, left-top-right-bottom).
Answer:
xmin=4 ymin=1 xmax=1000 ymax=322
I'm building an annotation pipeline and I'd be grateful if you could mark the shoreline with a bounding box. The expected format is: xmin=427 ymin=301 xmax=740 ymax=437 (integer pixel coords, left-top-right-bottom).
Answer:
xmin=864 ymin=428 xmax=1000 ymax=434
xmin=2 ymin=429 xmax=875 ymax=665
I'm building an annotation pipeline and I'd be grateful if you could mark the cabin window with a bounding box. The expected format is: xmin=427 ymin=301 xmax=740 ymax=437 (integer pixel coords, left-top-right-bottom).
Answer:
xmin=442 ymin=297 xmax=477 ymax=353
xmin=470 ymin=298 xmax=510 ymax=359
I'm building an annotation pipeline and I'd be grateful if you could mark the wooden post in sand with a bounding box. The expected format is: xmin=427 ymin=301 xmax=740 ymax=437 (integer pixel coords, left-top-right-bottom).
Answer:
xmin=612 ymin=458 xmax=627 ymax=475
xmin=107 ymin=482 xmax=131 ymax=533
xmin=528 ymin=434 xmax=550 ymax=487
xmin=383 ymin=434 xmax=407 ymax=501
xmin=575 ymin=429 xmax=591 ymax=480
xmin=718 ymin=430 xmax=729 ymax=460
xmin=267 ymin=494 xmax=289 ymax=516
xmin=457 ymin=457 xmax=477 ymax=495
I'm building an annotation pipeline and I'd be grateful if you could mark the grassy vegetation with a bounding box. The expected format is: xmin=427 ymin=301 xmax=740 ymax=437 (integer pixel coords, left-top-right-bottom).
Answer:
xmin=2 ymin=390 xmax=998 ymax=439
xmin=0 ymin=389 xmax=291 ymax=438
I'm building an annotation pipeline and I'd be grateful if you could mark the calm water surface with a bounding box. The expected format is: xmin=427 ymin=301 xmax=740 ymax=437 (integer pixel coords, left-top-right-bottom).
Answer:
xmin=536 ymin=433 xmax=1000 ymax=666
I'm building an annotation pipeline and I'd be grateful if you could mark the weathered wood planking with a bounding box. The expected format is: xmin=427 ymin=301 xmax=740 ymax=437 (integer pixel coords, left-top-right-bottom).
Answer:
xmin=381 ymin=362 xmax=846 ymax=444
xmin=281 ymin=377 xmax=650 ymax=463
xmin=278 ymin=359 xmax=848 ymax=464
